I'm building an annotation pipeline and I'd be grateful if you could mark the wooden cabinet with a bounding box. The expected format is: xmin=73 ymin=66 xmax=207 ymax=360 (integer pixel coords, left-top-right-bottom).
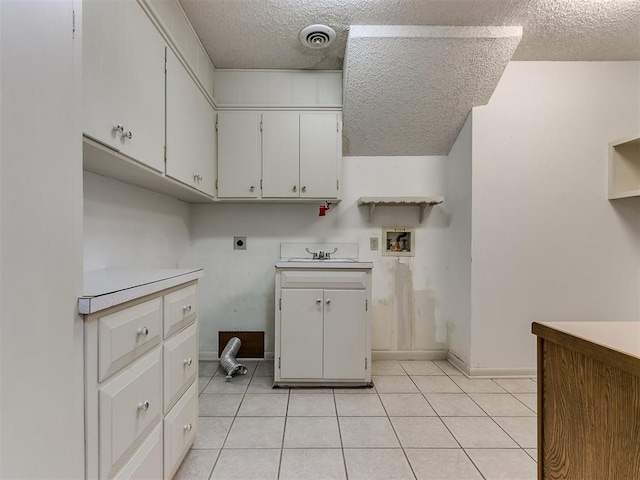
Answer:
xmin=261 ymin=112 xmax=342 ymax=199
xmin=166 ymin=49 xmax=216 ymax=197
xmin=217 ymin=112 xmax=261 ymax=198
xmin=275 ymin=267 xmax=371 ymax=386
xmin=84 ymin=281 xmax=199 ymax=479
xmin=83 ymin=0 xmax=165 ymax=172
xmin=532 ymin=321 xmax=640 ymax=480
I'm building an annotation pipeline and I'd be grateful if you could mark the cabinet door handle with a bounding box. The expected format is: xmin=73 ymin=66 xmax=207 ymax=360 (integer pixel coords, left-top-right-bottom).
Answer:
xmin=112 ymin=124 xmax=124 ymax=135
xmin=137 ymin=401 xmax=150 ymax=411
xmin=137 ymin=326 xmax=149 ymax=337
xmin=292 ymin=185 xmax=297 ymax=192
xmin=301 ymin=186 xmax=307 ymax=193
xmin=183 ymin=304 xmax=192 ymax=314
xmin=249 ymin=185 xmax=255 ymax=192
xmin=325 ymin=299 xmax=331 ymax=305
xmin=316 ymin=299 xmax=322 ymax=304
xmin=123 ymin=130 xmax=133 ymax=140
xmin=183 ymin=423 xmax=193 ymax=432
xmin=184 ymin=358 xmax=193 ymax=367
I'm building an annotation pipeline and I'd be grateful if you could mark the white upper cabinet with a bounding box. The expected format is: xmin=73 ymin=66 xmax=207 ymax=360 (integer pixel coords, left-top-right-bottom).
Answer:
xmin=165 ymin=50 xmax=216 ymax=197
xmin=217 ymin=112 xmax=261 ymax=198
xmin=83 ymin=0 xmax=166 ymax=172
xmin=300 ymin=113 xmax=342 ymax=199
xmin=262 ymin=113 xmax=300 ymax=198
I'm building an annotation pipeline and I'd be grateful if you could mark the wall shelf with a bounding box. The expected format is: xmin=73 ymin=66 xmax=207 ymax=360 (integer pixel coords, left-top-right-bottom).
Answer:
xmin=608 ymin=134 xmax=640 ymax=200
xmin=357 ymin=196 xmax=444 ymax=223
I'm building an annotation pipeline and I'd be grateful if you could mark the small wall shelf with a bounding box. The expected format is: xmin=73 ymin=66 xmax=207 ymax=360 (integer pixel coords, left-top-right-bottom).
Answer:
xmin=357 ymin=196 xmax=444 ymax=223
xmin=608 ymin=134 xmax=640 ymax=200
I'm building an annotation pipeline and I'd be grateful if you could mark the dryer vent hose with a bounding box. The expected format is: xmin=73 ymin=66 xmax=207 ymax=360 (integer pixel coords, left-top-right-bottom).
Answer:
xmin=220 ymin=337 xmax=248 ymax=379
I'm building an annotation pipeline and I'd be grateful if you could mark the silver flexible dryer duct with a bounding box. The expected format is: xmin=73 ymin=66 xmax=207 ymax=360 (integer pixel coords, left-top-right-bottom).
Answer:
xmin=220 ymin=337 xmax=248 ymax=379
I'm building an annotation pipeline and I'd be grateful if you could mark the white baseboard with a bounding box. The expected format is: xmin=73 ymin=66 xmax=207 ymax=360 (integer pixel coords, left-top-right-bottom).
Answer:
xmin=372 ymin=350 xmax=448 ymax=361
xmin=447 ymin=353 xmax=536 ymax=378
xmin=199 ymin=350 xmax=274 ymax=361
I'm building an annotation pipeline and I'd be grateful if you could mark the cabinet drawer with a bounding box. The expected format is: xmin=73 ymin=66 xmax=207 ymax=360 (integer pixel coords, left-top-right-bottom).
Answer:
xmin=280 ymin=270 xmax=367 ymax=289
xmin=163 ymin=323 xmax=198 ymax=413
xmin=164 ymin=285 xmax=197 ymax=339
xmin=99 ymin=350 xmax=162 ymax=480
xmin=99 ymin=298 xmax=161 ymax=382
xmin=112 ymin=423 xmax=162 ymax=480
xmin=164 ymin=382 xmax=198 ymax=480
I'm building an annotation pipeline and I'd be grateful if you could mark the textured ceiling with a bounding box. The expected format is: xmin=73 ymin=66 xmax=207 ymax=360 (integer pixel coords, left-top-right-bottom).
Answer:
xmin=343 ymin=26 xmax=522 ymax=155
xmin=180 ymin=0 xmax=640 ymax=69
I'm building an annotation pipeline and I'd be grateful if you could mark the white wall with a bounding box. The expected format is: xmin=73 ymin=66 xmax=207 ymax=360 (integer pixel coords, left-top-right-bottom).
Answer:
xmin=446 ymin=113 xmax=473 ymax=367
xmin=192 ymin=156 xmax=449 ymax=358
xmin=0 ymin=1 xmax=84 ymax=477
xmin=468 ymin=61 xmax=640 ymax=373
xmin=84 ymin=172 xmax=193 ymax=271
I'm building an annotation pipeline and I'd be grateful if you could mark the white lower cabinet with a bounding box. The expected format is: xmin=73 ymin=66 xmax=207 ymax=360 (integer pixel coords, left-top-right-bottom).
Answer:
xmin=275 ymin=267 xmax=372 ymax=386
xmin=85 ymin=281 xmax=199 ymax=479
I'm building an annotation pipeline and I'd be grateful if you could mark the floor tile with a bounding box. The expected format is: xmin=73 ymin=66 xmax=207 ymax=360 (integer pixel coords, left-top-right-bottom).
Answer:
xmin=199 ymin=361 xmax=219 ymax=378
xmin=405 ymin=448 xmax=483 ymax=479
xmin=192 ymin=417 xmax=233 ymax=449
xmin=493 ymin=378 xmax=537 ymax=393
xmin=335 ymin=393 xmax=386 ymax=416
xmin=334 ymin=386 xmax=376 ymax=394
xmin=371 ymin=360 xmax=406 ymax=376
xmin=237 ymin=393 xmax=289 ymax=416
xmin=514 ymin=393 xmax=537 ymax=413
xmin=525 ymin=448 xmax=538 ymax=462
xmin=246 ymin=376 xmax=286 ymax=394
xmin=343 ymin=449 xmax=414 ymax=480
xmin=442 ymin=417 xmax=519 ymax=448
xmin=287 ymin=393 xmax=336 ymax=416
xmin=224 ymin=417 xmax=285 ymax=448
xmin=210 ymin=448 xmax=280 ymax=480
xmin=390 ymin=416 xmax=459 ymax=448
xmin=469 ymin=394 xmax=536 ymax=416
xmin=283 ymin=417 xmax=341 ymax=448
xmin=451 ymin=377 xmax=506 ymax=393
xmin=379 ymin=393 xmax=436 ymax=416
xmin=435 ymin=360 xmax=464 ymax=376
xmin=372 ymin=375 xmax=419 ymax=393
xmin=253 ymin=361 xmax=275 ymax=377
xmin=204 ymin=375 xmax=250 ymax=394
xmin=412 ymin=375 xmax=463 ymax=393
xmin=339 ymin=417 xmax=400 ymax=448
xmin=400 ymin=360 xmax=445 ymax=376
xmin=198 ymin=376 xmax=211 ymax=395
xmin=173 ymin=449 xmax=219 ymax=480
xmin=493 ymin=416 xmax=537 ymax=448
xmin=465 ymin=448 xmax=537 ymax=479
xmin=425 ymin=394 xmax=486 ymax=417
xmin=199 ymin=394 xmax=243 ymax=417
xmin=279 ymin=449 xmax=346 ymax=480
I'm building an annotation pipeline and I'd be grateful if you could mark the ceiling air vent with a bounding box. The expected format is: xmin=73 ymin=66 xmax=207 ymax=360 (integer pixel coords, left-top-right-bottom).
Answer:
xmin=299 ymin=24 xmax=336 ymax=49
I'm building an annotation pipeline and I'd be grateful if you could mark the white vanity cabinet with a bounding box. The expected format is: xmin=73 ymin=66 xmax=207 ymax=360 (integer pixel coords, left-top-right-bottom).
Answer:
xmin=81 ymin=270 xmax=202 ymax=480
xmin=262 ymin=112 xmax=342 ymax=199
xmin=274 ymin=264 xmax=372 ymax=386
xmin=166 ymin=49 xmax=217 ymax=197
xmin=83 ymin=0 xmax=166 ymax=172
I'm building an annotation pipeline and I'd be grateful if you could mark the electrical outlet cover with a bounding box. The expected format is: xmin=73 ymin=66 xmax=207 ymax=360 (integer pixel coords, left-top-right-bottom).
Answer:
xmin=370 ymin=236 xmax=379 ymax=250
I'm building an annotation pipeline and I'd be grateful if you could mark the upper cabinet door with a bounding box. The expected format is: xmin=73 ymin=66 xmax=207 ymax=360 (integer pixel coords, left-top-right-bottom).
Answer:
xmin=83 ymin=0 xmax=165 ymax=172
xmin=300 ymin=113 xmax=341 ymax=199
xmin=217 ymin=112 xmax=261 ymax=198
xmin=166 ymin=50 xmax=216 ymax=197
xmin=262 ymin=113 xmax=300 ymax=198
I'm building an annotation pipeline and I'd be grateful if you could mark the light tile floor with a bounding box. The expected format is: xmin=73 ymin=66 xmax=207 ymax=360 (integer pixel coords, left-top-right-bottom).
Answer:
xmin=175 ymin=360 xmax=537 ymax=480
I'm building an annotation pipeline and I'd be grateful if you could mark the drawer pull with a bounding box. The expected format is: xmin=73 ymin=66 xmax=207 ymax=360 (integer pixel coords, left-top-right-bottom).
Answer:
xmin=183 ymin=423 xmax=193 ymax=432
xmin=326 ymin=299 xmax=331 ymax=305
xmin=184 ymin=358 xmax=193 ymax=367
xmin=137 ymin=401 xmax=150 ymax=412
xmin=137 ymin=326 xmax=149 ymax=337
xmin=316 ymin=299 xmax=322 ymax=304
xmin=182 ymin=304 xmax=192 ymax=314
xmin=112 ymin=124 xmax=125 ymax=135
xmin=123 ymin=130 xmax=133 ymax=140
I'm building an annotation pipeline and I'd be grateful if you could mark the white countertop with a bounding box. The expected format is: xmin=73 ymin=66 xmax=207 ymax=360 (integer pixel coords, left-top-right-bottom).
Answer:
xmin=79 ymin=268 xmax=203 ymax=314
xmin=275 ymin=260 xmax=373 ymax=269
xmin=535 ymin=321 xmax=640 ymax=360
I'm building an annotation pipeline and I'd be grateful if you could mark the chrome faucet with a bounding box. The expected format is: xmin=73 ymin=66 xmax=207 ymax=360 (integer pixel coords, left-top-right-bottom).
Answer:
xmin=305 ymin=247 xmax=338 ymax=260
